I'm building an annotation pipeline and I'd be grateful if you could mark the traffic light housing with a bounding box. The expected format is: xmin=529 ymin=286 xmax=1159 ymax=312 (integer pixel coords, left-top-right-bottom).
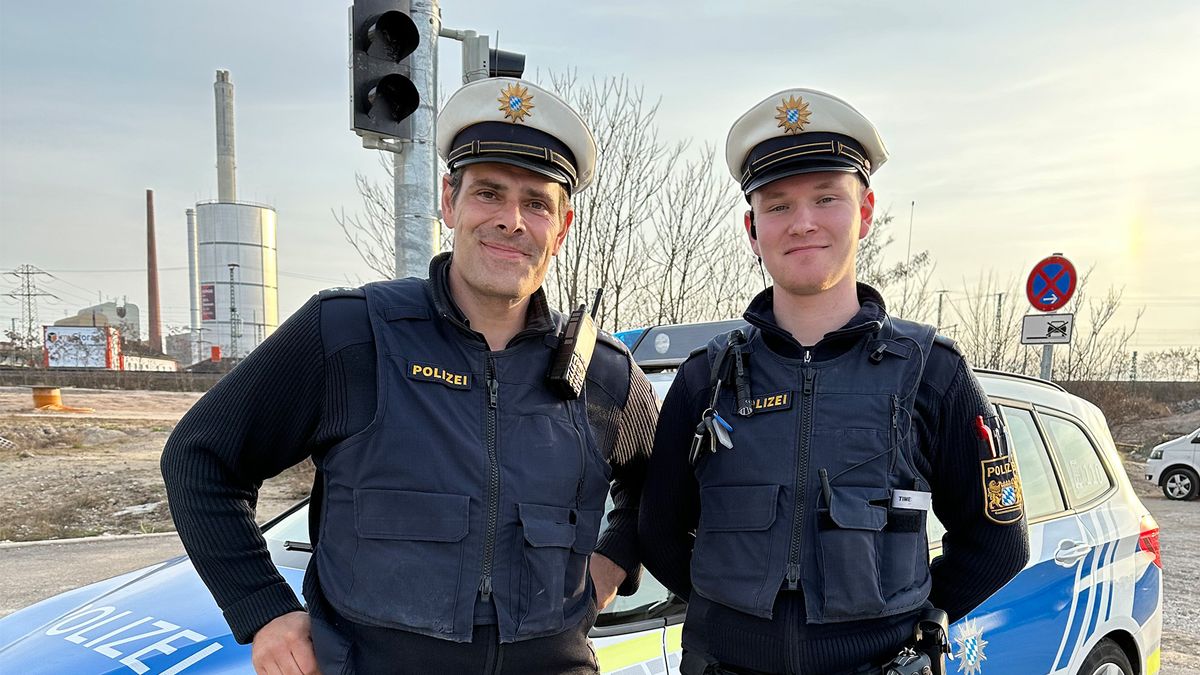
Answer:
xmin=351 ymin=0 xmax=420 ymax=139
xmin=488 ymin=49 xmax=525 ymax=78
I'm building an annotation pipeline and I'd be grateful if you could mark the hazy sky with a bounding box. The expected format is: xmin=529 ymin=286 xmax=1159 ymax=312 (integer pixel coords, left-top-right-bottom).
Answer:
xmin=2 ymin=1 xmax=1197 ymax=349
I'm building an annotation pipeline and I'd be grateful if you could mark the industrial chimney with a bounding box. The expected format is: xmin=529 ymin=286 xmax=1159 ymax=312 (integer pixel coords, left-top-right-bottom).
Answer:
xmin=146 ymin=189 xmax=163 ymax=353
xmin=191 ymin=69 xmax=280 ymax=361
xmin=214 ymin=70 xmax=237 ymax=202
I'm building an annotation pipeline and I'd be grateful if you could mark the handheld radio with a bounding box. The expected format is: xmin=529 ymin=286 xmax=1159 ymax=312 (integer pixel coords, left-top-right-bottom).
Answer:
xmin=547 ymin=288 xmax=603 ymax=400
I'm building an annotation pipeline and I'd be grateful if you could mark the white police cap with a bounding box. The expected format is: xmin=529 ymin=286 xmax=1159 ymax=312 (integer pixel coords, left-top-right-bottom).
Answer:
xmin=437 ymin=78 xmax=596 ymax=194
xmin=725 ymin=88 xmax=888 ymax=196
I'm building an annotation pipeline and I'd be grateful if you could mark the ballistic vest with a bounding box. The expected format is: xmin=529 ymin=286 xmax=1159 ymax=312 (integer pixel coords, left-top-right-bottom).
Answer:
xmin=691 ymin=315 xmax=936 ymax=624
xmin=312 ymin=278 xmax=612 ymax=643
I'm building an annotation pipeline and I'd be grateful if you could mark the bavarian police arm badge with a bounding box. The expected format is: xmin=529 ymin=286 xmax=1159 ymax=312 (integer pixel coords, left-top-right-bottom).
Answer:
xmin=976 ymin=415 xmax=1024 ymax=525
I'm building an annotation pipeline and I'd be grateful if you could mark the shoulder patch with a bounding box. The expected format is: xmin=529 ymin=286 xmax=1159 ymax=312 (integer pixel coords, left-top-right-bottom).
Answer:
xmin=978 ymin=414 xmax=1023 ymax=525
xmin=982 ymin=456 xmax=1024 ymax=525
xmin=318 ymin=286 xmax=365 ymax=301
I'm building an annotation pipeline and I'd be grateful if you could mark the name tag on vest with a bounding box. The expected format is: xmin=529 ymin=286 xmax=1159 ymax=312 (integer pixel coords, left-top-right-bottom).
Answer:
xmin=751 ymin=391 xmax=792 ymax=413
xmin=891 ymin=489 xmax=932 ymax=511
xmin=407 ymin=362 xmax=471 ymax=390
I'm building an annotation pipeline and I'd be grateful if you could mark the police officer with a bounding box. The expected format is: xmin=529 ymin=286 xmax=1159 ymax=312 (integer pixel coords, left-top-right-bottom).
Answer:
xmin=637 ymin=88 xmax=1031 ymax=675
xmin=162 ymin=78 xmax=658 ymax=675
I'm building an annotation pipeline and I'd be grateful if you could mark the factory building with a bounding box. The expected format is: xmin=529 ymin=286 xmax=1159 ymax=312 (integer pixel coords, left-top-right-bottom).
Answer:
xmin=186 ymin=70 xmax=279 ymax=362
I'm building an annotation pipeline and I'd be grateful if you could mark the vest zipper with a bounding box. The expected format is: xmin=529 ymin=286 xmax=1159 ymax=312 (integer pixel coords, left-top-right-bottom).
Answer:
xmin=567 ymin=402 xmax=587 ymax=510
xmin=785 ymin=355 xmax=815 ymax=590
xmin=479 ymin=358 xmax=500 ymax=601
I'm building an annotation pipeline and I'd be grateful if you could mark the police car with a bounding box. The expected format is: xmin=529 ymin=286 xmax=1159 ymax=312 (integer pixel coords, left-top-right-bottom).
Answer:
xmin=0 ymin=322 xmax=1163 ymax=675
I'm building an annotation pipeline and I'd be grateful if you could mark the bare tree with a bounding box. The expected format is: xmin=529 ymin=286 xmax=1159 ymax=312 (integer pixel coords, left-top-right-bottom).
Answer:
xmin=856 ymin=211 xmax=934 ymax=322
xmin=1138 ymin=347 xmax=1200 ymax=382
xmin=540 ymin=72 xmax=686 ymax=331
xmin=942 ymin=267 xmax=1144 ymax=380
xmin=638 ymin=145 xmax=743 ymax=324
xmin=1058 ymin=274 xmax=1144 ymax=382
xmin=944 ymin=274 xmax=1026 ymax=371
xmin=334 ymin=152 xmax=397 ymax=281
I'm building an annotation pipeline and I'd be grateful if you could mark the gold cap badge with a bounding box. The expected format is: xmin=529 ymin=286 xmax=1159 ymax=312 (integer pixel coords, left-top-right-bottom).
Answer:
xmin=498 ymin=83 xmax=535 ymax=123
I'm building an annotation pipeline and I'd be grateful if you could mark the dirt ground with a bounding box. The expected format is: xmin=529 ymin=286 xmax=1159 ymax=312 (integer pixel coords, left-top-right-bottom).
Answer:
xmin=0 ymin=386 xmax=313 ymax=542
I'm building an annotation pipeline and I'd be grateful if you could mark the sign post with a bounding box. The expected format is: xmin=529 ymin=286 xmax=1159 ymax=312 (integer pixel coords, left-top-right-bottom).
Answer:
xmin=1025 ymin=254 xmax=1077 ymax=380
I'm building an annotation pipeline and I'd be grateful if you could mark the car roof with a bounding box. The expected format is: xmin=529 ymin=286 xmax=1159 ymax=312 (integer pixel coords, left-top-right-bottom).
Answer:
xmin=627 ymin=320 xmax=1108 ymax=433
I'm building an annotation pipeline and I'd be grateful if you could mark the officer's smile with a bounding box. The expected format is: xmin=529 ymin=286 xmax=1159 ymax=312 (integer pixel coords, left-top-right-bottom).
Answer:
xmin=784 ymin=243 xmax=830 ymax=255
xmin=480 ymin=240 xmax=531 ymax=261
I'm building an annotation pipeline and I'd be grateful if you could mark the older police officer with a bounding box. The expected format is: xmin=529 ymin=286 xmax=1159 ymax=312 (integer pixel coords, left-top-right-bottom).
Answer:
xmin=638 ymin=89 xmax=1030 ymax=674
xmin=163 ymin=79 xmax=658 ymax=675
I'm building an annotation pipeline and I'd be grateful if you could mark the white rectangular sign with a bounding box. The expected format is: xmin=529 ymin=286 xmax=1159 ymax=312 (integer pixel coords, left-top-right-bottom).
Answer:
xmin=1021 ymin=313 xmax=1074 ymax=345
xmin=44 ymin=326 xmax=112 ymax=368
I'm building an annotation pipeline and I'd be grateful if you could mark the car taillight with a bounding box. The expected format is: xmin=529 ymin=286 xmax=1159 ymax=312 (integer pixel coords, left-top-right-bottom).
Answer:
xmin=1138 ymin=514 xmax=1162 ymax=569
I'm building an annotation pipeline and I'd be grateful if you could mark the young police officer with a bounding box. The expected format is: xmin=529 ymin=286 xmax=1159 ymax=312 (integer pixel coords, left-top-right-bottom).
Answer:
xmin=162 ymin=79 xmax=658 ymax=675
xmin=638 ymin=89 xmax=1030 ymax=674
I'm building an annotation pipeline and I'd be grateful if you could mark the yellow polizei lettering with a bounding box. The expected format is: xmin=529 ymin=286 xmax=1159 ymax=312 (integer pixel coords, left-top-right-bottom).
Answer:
xmin=408 ymin=362 xmax=471 ymax=389
xmin=987 ymin=462 xmax=1013 ymax=478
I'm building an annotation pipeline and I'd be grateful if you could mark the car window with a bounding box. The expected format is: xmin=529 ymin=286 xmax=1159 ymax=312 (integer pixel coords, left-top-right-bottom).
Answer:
xmin=926 ymin=404 xmax=1066 ymax=546
xmin=1040 ymin=414 xmax=1113 ymax=506
xmin=263 ymin=504 xmax=309 ymax=544
xmin=999 ymin=406 xmax=1066 ymax=520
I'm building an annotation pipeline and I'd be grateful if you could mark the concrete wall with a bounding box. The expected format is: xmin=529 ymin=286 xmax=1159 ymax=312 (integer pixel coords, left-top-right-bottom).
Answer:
xmin=0 ymin=368 xmax=223 ymax=392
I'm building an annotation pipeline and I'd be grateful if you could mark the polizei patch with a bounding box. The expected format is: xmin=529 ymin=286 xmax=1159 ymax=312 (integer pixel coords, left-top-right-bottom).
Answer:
xmin=750 ymin=391 xmax=792 ymax=414
xmin=981 ymin=456 xmax=1023 ymax=525
xmin=407 ymin=362 xmax=471 ymax=390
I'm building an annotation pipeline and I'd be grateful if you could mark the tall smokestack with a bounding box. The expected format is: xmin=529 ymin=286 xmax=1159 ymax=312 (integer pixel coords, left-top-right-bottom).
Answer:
xmin=186 ymin=208 xmax=200 ymax=363
xmin=215 ymin=70 xmax=237 ymax=202
xmin=146 ymin=189 xmax=163 ymax=353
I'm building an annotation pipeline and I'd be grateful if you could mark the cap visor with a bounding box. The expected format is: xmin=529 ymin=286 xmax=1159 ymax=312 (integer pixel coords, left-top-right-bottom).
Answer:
xmin=451 ymin=155 xmax=573 ymax=193
xmin=743 ymin=159 xmax=866 ymax=196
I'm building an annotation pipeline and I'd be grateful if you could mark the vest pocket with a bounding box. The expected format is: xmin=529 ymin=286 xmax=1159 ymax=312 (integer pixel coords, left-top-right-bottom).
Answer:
xmin=817 ymin=485 xmax=887 ymax=619
xmin=880 ymin=505 xmax=928 ymax=604
xmin=692 ymin=484 xmax=780 ymax=615
xmin=517 ymin=502 xmax=576 ymax=635
xmin=352 ymin=489 xmax=469 ymax=633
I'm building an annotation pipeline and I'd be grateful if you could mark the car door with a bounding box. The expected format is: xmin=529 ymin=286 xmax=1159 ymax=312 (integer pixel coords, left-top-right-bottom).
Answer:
xmin=931 ymin=402 xmax=1080 ymax=675
xmin=1037 ymin=412 xmax=1126 ymax=674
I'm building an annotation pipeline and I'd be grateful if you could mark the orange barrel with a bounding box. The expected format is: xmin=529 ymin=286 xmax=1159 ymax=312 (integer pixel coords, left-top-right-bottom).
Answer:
xmin=32 ymin=386 xmax=63 ymax=408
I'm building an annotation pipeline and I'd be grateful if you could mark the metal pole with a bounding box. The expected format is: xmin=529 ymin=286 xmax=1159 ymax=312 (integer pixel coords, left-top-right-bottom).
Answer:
xmin=228 ymin=263 xmax=240 ymax=359
xmin=934 ymin=290 xmax=947 ymax=331
xmin=186 ymin=208 xmax=200 ymax=364
xmin=1040 ymin=344 xmax=1053 ymax=381
xmin=906 ymin=200 xmax=915 ymax=267
xmin=394 ymin=0 xmax=442 ymax=280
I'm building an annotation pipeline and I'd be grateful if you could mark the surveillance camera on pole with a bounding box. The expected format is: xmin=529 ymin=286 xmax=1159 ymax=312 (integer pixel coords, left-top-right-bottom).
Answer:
xmin=458 ymin=31 xmax=526 ymax=83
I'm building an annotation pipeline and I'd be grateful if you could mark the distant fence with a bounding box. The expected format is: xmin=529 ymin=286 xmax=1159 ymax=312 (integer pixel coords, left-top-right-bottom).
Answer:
xmin=0 ymin=368 xmax=224 ymax=392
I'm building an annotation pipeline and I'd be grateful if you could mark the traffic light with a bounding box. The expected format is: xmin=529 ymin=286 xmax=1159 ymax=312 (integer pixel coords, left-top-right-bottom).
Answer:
xmin=351 ymin=0 xmax=421 ymax=139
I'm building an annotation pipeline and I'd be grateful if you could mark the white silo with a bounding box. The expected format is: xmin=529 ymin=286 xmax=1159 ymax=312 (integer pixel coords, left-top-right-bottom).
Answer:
xmin=189 ymin=70 xmax=279 ymax=360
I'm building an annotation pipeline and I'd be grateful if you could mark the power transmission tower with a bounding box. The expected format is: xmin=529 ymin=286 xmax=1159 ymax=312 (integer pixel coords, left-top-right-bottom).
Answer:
xmin=934 ymin=289 xmax=950 ymax=331
xmin=228 ymin=263 xmax=241 ymax=360
xmin=5 ymin=265 xmax=58 ymax=366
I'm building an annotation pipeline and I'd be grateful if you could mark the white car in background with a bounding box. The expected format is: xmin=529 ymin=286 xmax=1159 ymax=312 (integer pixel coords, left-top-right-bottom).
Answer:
xmin=1144 ymin=427 xmax=1200 ymax=500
